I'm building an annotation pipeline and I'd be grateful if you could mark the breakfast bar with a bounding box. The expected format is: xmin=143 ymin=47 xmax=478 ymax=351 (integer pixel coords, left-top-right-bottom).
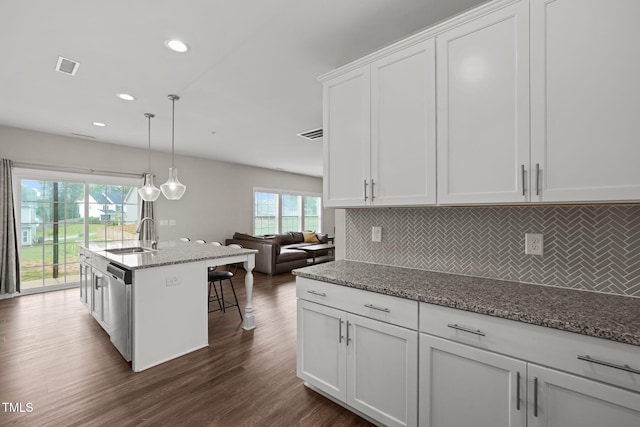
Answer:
xmin=81 ymin=240 xmax=257 ymax=372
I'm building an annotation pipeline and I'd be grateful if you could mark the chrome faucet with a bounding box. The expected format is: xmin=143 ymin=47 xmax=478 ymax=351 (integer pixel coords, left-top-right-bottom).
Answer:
xmin=136 ymin=217 xmax=157 ymax=249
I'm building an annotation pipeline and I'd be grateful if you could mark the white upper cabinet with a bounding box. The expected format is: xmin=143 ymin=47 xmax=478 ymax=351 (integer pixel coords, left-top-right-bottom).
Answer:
xmin=322 ymin=0 xmax=640 ymax=207
xmin=436 ymin=1 xmax=530 ymax=204
xmin=323 ymin=66 xmax=371 ymax=207
xmin=530 ymin=0 xmax=640 ymax=202
xmin=370 ymin=40 xmax=437 ymax=206
xmin=322 ymin=39 xmax=436 ymax=207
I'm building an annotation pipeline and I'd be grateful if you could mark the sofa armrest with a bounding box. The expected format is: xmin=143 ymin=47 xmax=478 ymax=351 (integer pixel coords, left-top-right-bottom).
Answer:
xmin=316 ymin=233 xmax=329 ymax=244
xmin=225 ymin=238 xmax=277 ymax=275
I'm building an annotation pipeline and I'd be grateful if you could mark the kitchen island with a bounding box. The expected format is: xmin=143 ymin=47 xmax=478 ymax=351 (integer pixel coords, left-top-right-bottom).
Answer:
xmin=80 ymin=240 xmax=257 ymax=372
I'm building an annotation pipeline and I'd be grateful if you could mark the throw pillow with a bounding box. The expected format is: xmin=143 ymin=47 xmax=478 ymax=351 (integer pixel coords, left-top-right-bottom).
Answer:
xmin=303 ymin=231 xmax=320 ymax=243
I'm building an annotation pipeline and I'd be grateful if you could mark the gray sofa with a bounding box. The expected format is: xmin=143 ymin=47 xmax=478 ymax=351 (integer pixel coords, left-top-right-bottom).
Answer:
xmin=225 ymin=231 xmax=330 ymax=276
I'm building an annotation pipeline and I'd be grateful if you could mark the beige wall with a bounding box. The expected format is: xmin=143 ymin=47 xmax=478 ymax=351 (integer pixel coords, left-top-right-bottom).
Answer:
xmin=1 ymin=125 xmax=333 ymax=243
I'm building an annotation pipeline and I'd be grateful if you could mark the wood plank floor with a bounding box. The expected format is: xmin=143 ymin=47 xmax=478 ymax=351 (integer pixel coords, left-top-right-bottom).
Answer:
xmin=0 ymin=271 xmax=373 ymax=426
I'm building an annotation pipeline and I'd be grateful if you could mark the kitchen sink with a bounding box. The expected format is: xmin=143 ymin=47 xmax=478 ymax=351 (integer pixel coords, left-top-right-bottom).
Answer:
xmin=106 ymin=247 xmax=153 ymax=255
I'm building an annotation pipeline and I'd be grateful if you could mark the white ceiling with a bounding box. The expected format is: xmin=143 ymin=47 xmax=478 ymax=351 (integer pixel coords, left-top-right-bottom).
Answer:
xmin=0 ymin=0 xmax=486 ymax=177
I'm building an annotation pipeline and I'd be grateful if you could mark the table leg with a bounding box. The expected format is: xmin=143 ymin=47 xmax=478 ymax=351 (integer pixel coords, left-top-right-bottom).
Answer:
xmin=242 ymin=256 xmax=255 ymax=330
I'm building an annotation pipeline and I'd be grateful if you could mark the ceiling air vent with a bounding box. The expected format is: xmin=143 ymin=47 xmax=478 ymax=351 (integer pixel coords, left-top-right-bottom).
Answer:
xmin=55 ymin=56 xmax=80 ymax=76
xmin=70 ymin=133 xmax=95 ymax=139
xmin=297 ymin=128 xmax=323 ymax=141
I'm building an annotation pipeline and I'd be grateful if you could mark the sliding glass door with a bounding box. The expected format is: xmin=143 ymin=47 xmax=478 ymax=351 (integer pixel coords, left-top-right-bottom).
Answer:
xmin=19 ymin=179 xmax=84 ymax=291
xmin=15 ymin=170 xmax=140 ymax=293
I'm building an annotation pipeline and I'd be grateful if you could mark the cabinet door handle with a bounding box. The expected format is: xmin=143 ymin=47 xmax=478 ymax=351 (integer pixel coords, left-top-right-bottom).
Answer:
xmin=371 ymin=179 xmax=375 ymax=201
xmin=364 ymin=303 xmax=390 ymax=313
xmin=339 ymin=319 xmax=344 ymax=343
xmin=533 ymin=377 xmax=539 ymax=417
xmin=364 ymin=180 xmax=368 ymax=201
xmin=535 ymin=163 xmax=540 ymax=196
xmin=306 ymin=290 xmax=326 ymax=297
xmin=516 ymin=371 xmax=521 ymax=410
xmin=447 ymin=323 xmax=486 ymax=336
xmin=521 ymin=164 xmax=525 ymax=196
xmin=346 ymin=321 xmax=351 ymax=346
xmin=577 ymin=355 xmax=640 ymax=375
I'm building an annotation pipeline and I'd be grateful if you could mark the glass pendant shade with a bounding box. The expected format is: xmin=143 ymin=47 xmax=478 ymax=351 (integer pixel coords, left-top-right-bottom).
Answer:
xmin=139 ymin=173 xmax=161 ymax=201
xmin=160 ymin=167 xmax=186 ymax=200
xmin=161 ymin=94 xmax=186 ymax=200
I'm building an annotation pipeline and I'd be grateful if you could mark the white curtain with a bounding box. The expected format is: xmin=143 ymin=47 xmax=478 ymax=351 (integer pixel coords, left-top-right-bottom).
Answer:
xmin=0 ymin=159 xmax=20 ymax=294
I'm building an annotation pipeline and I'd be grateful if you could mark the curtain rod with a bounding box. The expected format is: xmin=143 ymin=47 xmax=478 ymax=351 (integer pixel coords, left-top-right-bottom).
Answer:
xmin=12 ymin=161 xmax=144 ymax=179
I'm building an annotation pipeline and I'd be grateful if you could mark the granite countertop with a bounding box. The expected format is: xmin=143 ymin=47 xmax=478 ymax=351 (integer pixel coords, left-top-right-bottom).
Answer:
xmin=82 ymin=240 xmax=258 ymax=270
xmin=293 ymin=260 xmax=640 ymax=346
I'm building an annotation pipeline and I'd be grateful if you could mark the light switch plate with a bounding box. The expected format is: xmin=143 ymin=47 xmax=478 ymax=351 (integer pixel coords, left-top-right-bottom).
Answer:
xmin=372 ymin=226 xmax=382 ymax=242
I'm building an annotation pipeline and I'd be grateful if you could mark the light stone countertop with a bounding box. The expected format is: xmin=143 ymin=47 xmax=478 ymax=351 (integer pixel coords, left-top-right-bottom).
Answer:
xmin=293 ymin=260 xmax=640 ymax=346
xmin=82 ymin=240 xmax=258 ymax=270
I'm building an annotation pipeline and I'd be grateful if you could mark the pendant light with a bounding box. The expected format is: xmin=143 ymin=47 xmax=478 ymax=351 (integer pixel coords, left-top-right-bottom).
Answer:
xmin=160 ymin=94 xmax=186 ymax=200
xmin=138 ymin=113 xmax=161 ymax=202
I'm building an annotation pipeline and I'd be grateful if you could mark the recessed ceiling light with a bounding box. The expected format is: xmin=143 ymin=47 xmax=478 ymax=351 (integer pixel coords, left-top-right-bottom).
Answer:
xmin=92 ymin=122 xmax=106 ymax=127
xmin=165 ymin=39 xmax=190 ymax=53
xmin=116 ymin=93 xmax=135 ymax=101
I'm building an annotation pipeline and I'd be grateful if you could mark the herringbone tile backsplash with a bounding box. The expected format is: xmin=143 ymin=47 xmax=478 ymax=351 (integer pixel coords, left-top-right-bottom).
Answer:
xmin=345 ymin=205 xmax=640 ymax=297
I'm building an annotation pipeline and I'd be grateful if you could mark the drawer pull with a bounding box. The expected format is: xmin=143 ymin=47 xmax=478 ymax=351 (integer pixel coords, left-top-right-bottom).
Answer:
xmin=364 ymin=304 xmax=390 ymax=313
xmin=447 ymin=323 xmax=486 ymax=336
xmin=307 ymin=290 xmax=326 ymax=297
xmin=577 ymin=355 xmax=640 ymax=375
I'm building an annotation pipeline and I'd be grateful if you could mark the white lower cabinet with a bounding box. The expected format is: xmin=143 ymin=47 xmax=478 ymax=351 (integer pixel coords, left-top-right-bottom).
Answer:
xmin=528 ymin=364 xmax=640 ymax=427
xmin=419 ymin=334 xmax=526 ymax=427
xmin=419 ymin=302 xmax=640 ymax=427
xmin=297 ymin=279 xmax=640 ymax=426
xmin=297 ymin=291 xmax=418 ymax=427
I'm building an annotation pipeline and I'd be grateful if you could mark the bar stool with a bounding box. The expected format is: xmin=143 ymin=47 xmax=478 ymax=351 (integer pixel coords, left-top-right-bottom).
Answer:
xmin=207 ymin=244 xmax=242 ymax=320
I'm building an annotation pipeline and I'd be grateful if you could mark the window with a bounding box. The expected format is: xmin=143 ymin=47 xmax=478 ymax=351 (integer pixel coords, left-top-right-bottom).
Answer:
xmin=253 ymin=189 xmax=321 ymax=235
xmin=254 ymin=192 xmax=278 ymax=235
xmin=14 ymin=169 xmax=140 ymax=293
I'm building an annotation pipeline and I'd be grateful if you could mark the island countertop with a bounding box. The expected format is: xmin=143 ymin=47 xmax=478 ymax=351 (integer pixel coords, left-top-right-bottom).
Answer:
xmin=81 ymin=240 xmax=258 ymax=270
xmin=293 ymin=260 xmax=640 ymax=346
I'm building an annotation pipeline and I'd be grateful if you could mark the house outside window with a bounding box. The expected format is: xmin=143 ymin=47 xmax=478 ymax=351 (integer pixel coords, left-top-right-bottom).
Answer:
xmin=253 ymin=188 xmax=321 ymax=235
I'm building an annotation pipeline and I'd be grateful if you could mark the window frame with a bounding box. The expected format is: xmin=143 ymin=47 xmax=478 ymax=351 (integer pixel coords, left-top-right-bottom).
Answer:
xmin=253 ymin=187 xmax=322 ymax=235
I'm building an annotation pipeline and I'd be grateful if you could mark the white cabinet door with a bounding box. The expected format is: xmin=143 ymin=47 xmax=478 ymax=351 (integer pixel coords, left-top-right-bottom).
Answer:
xmin=296 ymin=299 xmax=347 ymax=401
xmin=91 ymin=270 xmax=104 ymax=322
xmin=528 ymin=364 xmax=640 ymax=427
xmin=437 ymin=1 xmax=530 ymax=204
xmin=80 ymin=262 xmax=91 ymax=308
xmin=419 ymin=334 xmax=526 ymax=427
xmin=347 ymin=313 xmax=418 ymax=427
xmin=323 ymin=66 xmax=371 ymax=207
xmin=371 ymin=38 xmax=437 ymax=206
xmin=530 ymin=0 xmax=640 ymax=202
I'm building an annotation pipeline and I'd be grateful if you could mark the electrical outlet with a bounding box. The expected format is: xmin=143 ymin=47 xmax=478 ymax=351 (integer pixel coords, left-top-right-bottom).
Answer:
xmin=372 ymin=226 xmax=382 ymax=242
xmin=525 ymin=233 xmax=544 ymax=256
xmin=166 ymin=276 xmax=181 ymax=286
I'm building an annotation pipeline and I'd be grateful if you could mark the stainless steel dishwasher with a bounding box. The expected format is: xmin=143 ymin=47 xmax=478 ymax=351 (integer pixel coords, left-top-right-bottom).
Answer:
xmin=107 ymin=263 xmax=132 ymax=362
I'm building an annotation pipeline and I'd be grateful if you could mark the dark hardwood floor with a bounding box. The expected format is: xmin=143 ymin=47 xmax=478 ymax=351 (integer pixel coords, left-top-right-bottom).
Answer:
xmin=0 ymin=271 xmax=373 ymax=426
